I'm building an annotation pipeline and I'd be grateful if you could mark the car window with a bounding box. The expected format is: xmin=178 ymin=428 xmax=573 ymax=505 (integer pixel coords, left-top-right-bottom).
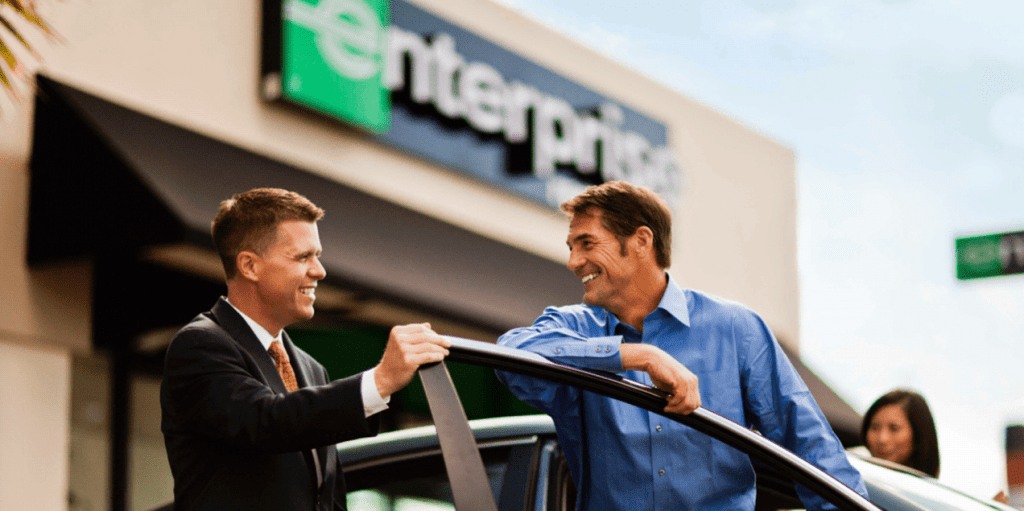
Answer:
xmin=345 ymin=458 xmax=507 ymax=511
xmin=533 ymin=440 xmax=577 ymax=511
xmin=348 ymin=490 xmax=453 ymax=510
xmin=344 ymin=445 xmax=511 ymax=511
xmin=750 ymin=457 xmax=804 ymax=510
xmin=344 ymin=436 xmax=580 ymax=511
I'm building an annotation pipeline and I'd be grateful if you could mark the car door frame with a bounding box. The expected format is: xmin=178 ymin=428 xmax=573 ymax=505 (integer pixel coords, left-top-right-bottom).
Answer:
xmin=418 ymin=336 xmax=881 ymax=511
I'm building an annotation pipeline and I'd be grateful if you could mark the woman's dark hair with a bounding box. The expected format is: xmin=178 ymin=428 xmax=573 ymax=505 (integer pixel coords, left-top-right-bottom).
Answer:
xmin=860 ymin=389 xmax=940 ymax=477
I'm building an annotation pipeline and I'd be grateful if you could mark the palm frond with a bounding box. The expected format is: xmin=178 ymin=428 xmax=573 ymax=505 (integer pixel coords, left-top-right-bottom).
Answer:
xmin=0 ymin=61 xmax=12 ymax=92
xmin=4 ymin=0 xmax=55 ymax=37
xmin=0 ymin=15 xmax=38 ymax=58
xmin=0 ymin=35 xmax=18 ymax=69
xmin=0 ymin=0 xmax=55 ymax=105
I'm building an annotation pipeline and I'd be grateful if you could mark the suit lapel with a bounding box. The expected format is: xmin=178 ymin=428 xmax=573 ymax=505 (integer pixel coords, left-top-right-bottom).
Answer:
xmin=209 ymin=297 xmax=289 ymax=394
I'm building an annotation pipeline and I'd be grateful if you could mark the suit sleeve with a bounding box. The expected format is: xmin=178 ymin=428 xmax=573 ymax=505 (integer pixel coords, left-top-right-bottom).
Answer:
xmin=161 ymin=324 xmax=375 ymax=453
xmin=737 ymin=311 xmax=869 ymax=510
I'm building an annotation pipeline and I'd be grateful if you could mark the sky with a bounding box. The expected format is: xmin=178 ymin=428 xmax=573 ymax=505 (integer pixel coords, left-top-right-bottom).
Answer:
xmin=494 ymin=0 xmax=1024 ymax=499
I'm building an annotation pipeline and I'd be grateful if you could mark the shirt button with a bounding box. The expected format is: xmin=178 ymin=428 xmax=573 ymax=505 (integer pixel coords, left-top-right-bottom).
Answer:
xmin=605 ymin=347 xmax=611 ymax=352
xmin=659 ymin=469 xmax=665 ymax=475
xmin=554 ymin=348 xmax=561 ymax=354
xmin=656 ymin=425 xmax=662 ymax=432
xmin=596 ymin=347 xmax=602 ymax=352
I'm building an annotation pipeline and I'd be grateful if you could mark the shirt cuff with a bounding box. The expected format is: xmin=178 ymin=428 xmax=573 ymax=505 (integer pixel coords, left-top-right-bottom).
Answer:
xmin=361 ymin=368 xmax=390 ymax=418
xmin=534 ymin=336 xmax=624 ymax=372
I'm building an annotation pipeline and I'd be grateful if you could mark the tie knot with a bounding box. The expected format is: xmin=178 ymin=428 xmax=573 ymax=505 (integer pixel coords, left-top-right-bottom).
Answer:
xmin=268 ymin=340 xmax=288 ymax=362
xmin=268 ymin=340 xmax=299 ymax=392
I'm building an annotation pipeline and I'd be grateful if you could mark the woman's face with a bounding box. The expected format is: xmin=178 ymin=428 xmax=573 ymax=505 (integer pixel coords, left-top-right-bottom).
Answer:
xmin=866 ymin=404 xmax=915 ymax=465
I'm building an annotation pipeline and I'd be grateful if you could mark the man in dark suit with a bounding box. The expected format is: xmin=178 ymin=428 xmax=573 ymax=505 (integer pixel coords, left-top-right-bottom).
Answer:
xmin=161 ymin=188 xmax=450 ymax=511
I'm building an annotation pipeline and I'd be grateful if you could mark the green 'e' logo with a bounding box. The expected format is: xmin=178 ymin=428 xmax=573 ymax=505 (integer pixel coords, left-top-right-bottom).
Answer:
xmin=282 ymin=0 xmax=391 ymax=132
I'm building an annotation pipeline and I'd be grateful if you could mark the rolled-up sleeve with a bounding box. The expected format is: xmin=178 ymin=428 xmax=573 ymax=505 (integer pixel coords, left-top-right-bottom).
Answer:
xmin=498 ymin=306 xmax=622 ymax=371
xmin=496 ymin=305 xmax=622 ymax=416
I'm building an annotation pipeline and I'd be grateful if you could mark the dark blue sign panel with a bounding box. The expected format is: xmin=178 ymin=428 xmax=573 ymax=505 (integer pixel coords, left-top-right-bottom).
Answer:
xmin=265 ymin=0 xmax=682 ymax=209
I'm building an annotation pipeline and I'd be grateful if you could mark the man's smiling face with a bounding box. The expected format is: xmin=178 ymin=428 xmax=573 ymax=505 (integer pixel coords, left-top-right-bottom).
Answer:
xmin=253 ymin=220 xmax=326 ymax=334
xmin=566 ymin=210 xmax=642 ymax=314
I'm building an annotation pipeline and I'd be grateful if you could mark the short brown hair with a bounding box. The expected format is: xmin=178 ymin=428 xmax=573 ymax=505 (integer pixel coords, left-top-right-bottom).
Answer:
xmin=212 ymin=188 xmax=324 ymax=280
xmin=560 ymin=181 xmax=672 ymax=268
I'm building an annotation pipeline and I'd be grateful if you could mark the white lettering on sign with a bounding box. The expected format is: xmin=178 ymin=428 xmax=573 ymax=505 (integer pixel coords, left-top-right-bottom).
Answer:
xmin=384 ymin=26 xmax=681 ymax=196
xmin=286 ymin=0 xmax=384 ymax=80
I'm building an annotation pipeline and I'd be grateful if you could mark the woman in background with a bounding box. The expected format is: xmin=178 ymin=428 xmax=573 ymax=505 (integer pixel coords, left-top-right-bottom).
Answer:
xmin=861 ymin=389 xmax=941 ymax=477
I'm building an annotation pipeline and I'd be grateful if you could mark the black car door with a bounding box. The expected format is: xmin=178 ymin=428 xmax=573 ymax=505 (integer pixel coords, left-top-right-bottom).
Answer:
xmin=421 ymin=337 xmax=881 ymax=511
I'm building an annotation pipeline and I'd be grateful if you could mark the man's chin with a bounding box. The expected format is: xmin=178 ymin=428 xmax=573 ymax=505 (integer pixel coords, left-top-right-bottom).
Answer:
xmin=292 ymin=307 xmax=316 ymax=323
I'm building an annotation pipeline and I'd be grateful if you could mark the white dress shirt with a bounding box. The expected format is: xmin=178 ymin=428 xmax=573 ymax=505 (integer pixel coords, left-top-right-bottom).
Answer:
xmin=226 ymin=299 xmax=390 ymax=417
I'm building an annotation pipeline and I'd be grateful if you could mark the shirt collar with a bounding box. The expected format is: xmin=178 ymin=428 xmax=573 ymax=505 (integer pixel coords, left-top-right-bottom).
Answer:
xmin=659 ymin=273 xmax=691 ymax=327
xmin=225 ymin=298 xmax=282 ymax=351
xmin=606 ymin=272 xmax=691 ymax=332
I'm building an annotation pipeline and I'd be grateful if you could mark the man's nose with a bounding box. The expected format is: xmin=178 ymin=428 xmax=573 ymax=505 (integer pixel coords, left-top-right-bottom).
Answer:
xmin=310 ymin=257 xmax=327 ymax=279
xmin=567 ymin=250 xmax=583 ymax=272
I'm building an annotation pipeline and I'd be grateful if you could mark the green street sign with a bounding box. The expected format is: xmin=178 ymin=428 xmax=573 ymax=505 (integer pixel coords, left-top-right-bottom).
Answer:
xmin=281 ymin=0 xmax=391 ymax=132
xmin=956 ymin=230 xmax=1024 ymax=280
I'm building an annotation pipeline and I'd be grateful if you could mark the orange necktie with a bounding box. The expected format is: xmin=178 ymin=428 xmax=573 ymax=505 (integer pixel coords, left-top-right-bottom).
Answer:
xmin=268 ymin=340 xmax=299 ymax=392
xmin=268 ymin=340 xmax=323 ymax=486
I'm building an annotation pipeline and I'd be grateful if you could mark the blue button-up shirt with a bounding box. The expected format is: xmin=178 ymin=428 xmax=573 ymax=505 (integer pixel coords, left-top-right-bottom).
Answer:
xmin=496 ymin=276 xmax=867 ymax=510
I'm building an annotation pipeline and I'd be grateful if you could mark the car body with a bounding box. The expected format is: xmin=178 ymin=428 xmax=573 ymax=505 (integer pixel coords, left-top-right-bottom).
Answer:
xmin=335 ymin=337 xmax=1010 ymax=511
xmin=340 ymin=414 xmax=1012 ymax=511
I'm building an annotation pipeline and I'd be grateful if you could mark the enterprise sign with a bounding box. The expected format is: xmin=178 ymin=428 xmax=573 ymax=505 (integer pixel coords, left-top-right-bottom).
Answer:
xmin=261 ymin=0 xmax=682 ymax=209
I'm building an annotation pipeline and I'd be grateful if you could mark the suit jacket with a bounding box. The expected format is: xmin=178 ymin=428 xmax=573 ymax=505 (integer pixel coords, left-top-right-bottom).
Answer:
xmin=160 ymin=297 xmax=378 ymax=511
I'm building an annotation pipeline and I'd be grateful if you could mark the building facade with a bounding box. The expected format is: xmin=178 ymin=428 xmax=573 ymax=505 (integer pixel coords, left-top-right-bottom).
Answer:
xmin=0 ymin=0 xmax=802 ymax=509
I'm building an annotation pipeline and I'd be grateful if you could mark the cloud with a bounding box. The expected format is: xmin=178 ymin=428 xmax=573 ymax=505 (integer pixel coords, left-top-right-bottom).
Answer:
xmin=719 ymin=0 xmax=1024 ymax=68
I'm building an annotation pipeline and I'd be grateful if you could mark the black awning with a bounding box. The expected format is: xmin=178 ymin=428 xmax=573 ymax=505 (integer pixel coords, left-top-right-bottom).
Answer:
xmin=28 ymin=75 xmax=581 ymax=333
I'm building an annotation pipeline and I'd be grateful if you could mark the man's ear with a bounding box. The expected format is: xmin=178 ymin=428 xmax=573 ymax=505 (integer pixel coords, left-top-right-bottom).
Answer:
xmin=633 ymin=226 xmax=654 ymax=255
xmin=235 ymin=251 xmax=261 ymax=281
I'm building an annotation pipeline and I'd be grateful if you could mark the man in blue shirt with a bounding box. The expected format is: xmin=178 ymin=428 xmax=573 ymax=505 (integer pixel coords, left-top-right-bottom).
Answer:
xmin=496 ymin=181 xmax=867 ymax=510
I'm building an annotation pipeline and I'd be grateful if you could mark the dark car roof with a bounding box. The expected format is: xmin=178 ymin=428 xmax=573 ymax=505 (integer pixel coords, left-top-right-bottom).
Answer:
xmin=338 ymin=414 xmax=557 ymax=466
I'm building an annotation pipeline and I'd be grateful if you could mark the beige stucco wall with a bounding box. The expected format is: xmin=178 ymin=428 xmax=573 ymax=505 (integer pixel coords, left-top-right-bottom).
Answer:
xmin=0 ymin=0 xmax=798 ymax=508
xmin=0 ymin=342 xmax=71 ymax=511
